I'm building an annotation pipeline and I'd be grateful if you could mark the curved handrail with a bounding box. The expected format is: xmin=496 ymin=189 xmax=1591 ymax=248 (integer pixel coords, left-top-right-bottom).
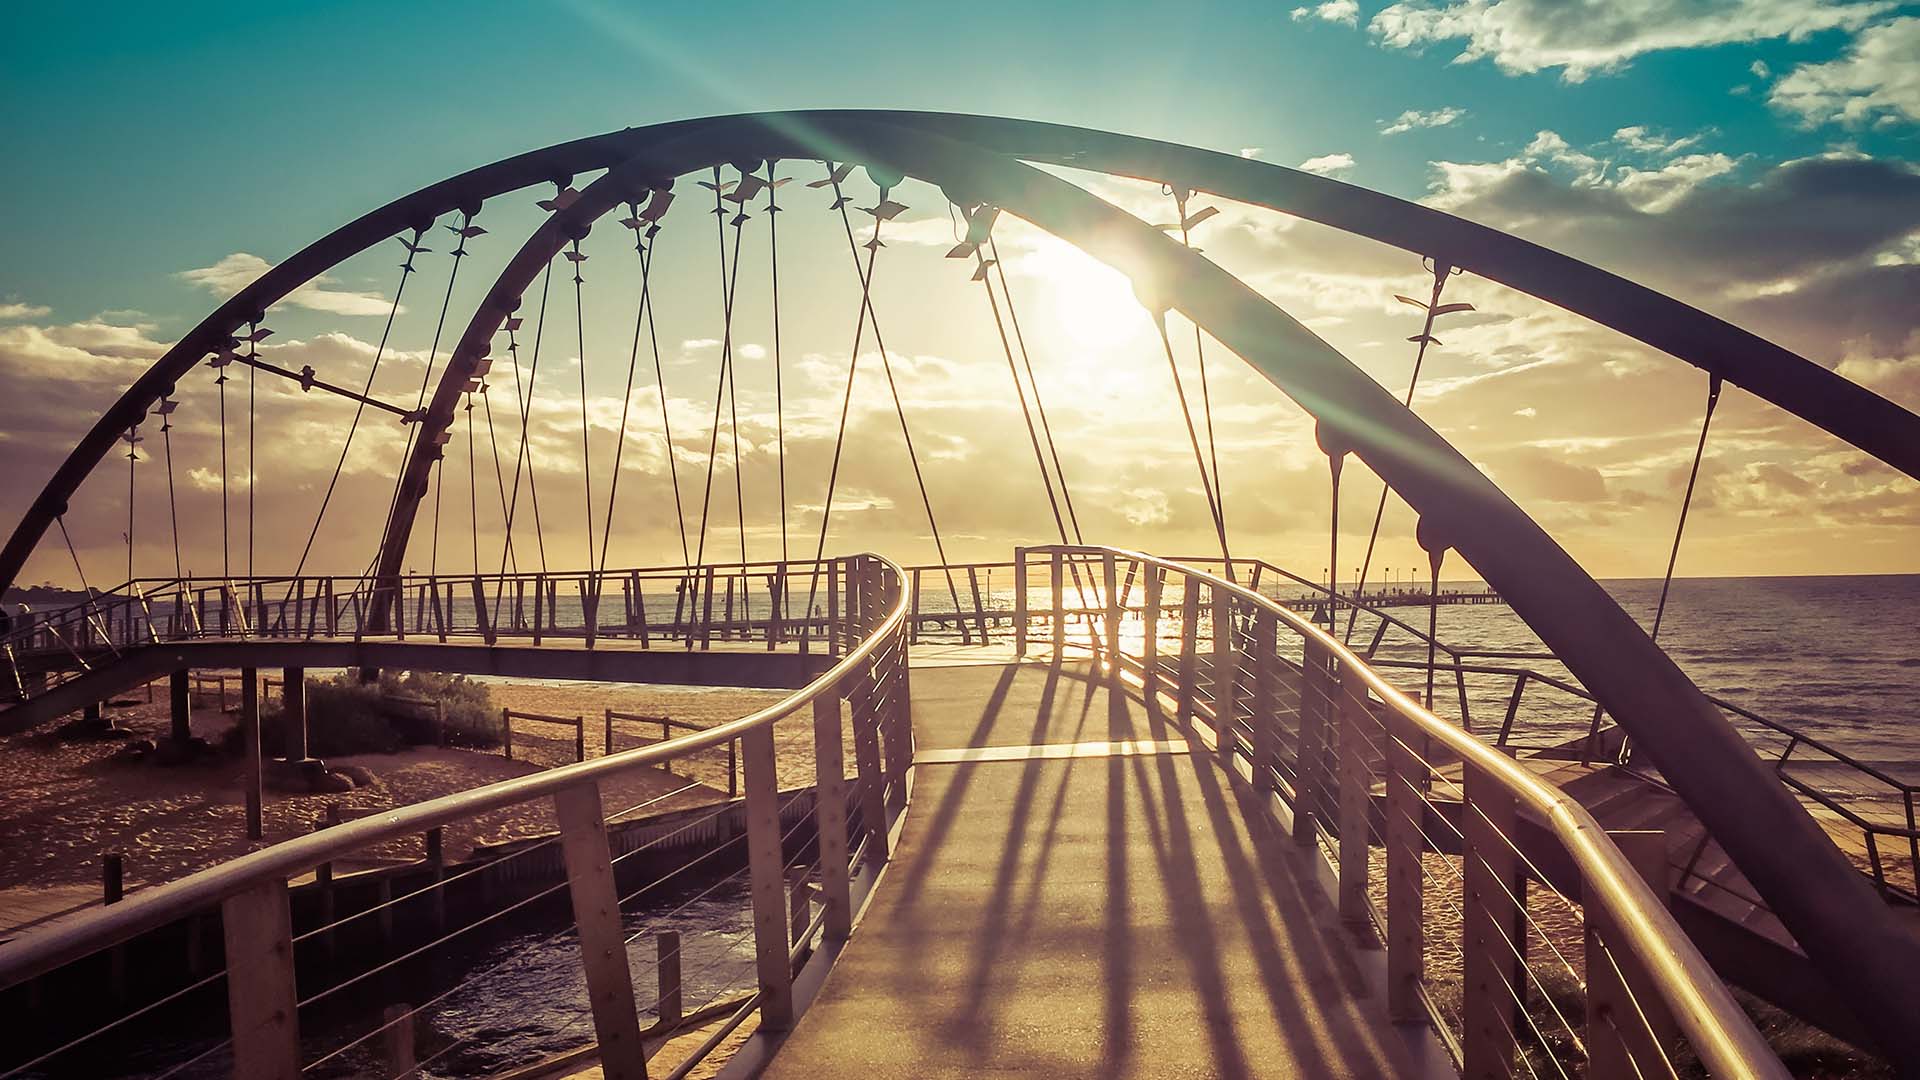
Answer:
xmin=1081 ymin=545 xmax=1785 ymax=1079
xmin=0 ymin=553 xmax=911 ymax=991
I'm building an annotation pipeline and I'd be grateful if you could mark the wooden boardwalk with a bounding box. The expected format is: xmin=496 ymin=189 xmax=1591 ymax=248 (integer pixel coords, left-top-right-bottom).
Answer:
xmin=756 ymin=658 xmax=1440 ymax=1080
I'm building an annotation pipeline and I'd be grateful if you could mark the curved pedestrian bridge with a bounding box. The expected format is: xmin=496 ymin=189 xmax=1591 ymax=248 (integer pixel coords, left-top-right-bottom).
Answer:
xmin=0 ymin=550 xmax=1802 ymax=1079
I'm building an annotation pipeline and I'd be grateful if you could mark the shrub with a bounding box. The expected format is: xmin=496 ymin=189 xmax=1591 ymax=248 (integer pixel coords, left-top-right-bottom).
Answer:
xmin=249 ymin=671 xmax=501 ymax=757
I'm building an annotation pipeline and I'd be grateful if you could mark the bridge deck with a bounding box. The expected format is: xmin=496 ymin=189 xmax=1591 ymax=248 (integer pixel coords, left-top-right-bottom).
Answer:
xmin=759 ymin=658 xmax=1430 ymax=1079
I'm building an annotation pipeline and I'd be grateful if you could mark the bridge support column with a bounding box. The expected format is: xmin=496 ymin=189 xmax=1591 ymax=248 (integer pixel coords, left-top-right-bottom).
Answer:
xmin=281 ymin=668 xmax=307 ymax=762
xmin=554 ymin=782 xmax=648 ymax=1079
xmin=168 ymin=669 xmax=190 ymax=743
xmin=241 ymin=668 xmax=263 ymax=840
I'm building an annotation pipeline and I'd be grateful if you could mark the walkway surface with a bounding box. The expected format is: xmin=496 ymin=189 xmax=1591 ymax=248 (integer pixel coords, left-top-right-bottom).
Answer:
xmin=761 ymin=657 xmax=1422 ymax=1079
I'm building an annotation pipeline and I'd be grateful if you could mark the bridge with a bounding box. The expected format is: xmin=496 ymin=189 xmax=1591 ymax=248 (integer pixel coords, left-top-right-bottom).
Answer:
xmin=0 ymin=111 xmax=1917 ymax=1079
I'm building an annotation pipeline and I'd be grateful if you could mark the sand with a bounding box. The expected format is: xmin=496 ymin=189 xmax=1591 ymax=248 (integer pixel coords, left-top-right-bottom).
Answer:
xmin=0 ymin=673 xmax=805 ymax=909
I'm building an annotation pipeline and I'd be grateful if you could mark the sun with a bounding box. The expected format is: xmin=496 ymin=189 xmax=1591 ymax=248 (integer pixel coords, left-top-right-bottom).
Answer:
xmin=1023 ymin=236 xmax=1154 ymax=355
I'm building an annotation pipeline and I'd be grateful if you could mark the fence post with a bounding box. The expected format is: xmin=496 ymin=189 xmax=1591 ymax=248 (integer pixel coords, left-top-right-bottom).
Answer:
xmin=1463 ymin=764 xmax=1522 ymax=1080
xmin=1050 ymin=549 xmax=1065 ymax=655
xmin=383 ymin=1003 xmax=416 ymax=1079
xmin=1295 ymin=640 xmax=1326 ymax=848
xmin=1101 ymin=552 xmax=1121 ymax=685
xmin=1013 ymin=547 xmax=1029 ymax=658
xmin=657 ymin=931 xmax=683 ymax=1026
xmin=222 ymin=879 xmax=301 ymax=1080
xmin=813 ymin=694 xmax=854 ymax=940
xmin=1175 ymin=578 xmax=1200 ymax=728
xmin=1586 ymin=830 xmax=1678 ymax=1079
xmin=1337 ymin=662 xmax=1375 ymax=928
xmin=242 ymin=667 xmax=263 ymax=840
xmin=1250 ymin=611 xmax=1278 ymax=800
xmin=553 ymin=782 xmax=648 ymax=1080
xmin=1212 ymin=584 xmax=1238 ymax=768
xmin=741 ymin=725 xmax=795 ymax=1030
xmin=502 ymin=707 xmax=513 ymax=760
xmin=575 ymin=715 xmax=585 ymax=763
xmin=1384 ymin=708 xmax=1425 ymax=1022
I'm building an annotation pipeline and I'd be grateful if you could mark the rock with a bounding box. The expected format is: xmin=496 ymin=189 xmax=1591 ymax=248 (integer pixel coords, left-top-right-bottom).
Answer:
xmin=334 ymin=763 xmax=378 ymax=788
xmin=315 ymin=770 xmax=356 ymax=794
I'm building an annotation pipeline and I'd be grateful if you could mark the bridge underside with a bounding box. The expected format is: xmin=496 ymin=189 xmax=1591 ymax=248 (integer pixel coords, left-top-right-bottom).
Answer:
xmin=748 ymin=658 xmax=1442 ymax=1079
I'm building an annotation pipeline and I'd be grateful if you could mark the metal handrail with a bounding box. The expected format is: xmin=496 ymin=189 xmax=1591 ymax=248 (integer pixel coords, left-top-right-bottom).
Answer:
xmin=1052 ymin=545 xmax=1785 ymax=1078
xmin=0 ymin=553 xmax=911 ymax=991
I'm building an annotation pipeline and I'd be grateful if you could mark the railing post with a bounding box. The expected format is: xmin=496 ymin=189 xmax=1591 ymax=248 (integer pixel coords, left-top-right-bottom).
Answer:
xmin=657 ymin=931 xmax=683 ymax=1026
xmin=1336 ymin=661 xmax=1375 ymax=927
xmin=1250 ymin=611 xmax=1278 ymax=800
xmin=1463 ymin=764 xmax=1522 ymax=1080
xmin=1101 ymin=552 xmax=1121 ymax=685
xmin=1295 ymin=639 xmax=1327 ymax=848
xmin=241 ymin=667 xmax=263 ymax=841
xmin=553 ymin=782 xmax=648 ymax=1080
xmin=852 ymin=654 xmax=890 ymax=864
xmin=1384 ymin=708 xmax=1425 ymax=1022
xmin=221 ymin=879 xmax=300 ymax=1080
xmin=1142 ymin=565 xmax=1164 ymax=706
xmin=1586 ymin=830 xmax=1678 ymax=1080
xmin=1050 ymin=549 xmax=1065 ymax=656
xmin=1212 ymin=584 xmax=1239 ymax=768
xmin=1013 ymin=547 xmax=1029 ymax=658
xmin=813 ymin=694 xmax=854 ymax=940
xmin=1175 ymin=578 xmax=1200 ymax=728
xmin=741 ymin=724 xmax=795 ymax=1030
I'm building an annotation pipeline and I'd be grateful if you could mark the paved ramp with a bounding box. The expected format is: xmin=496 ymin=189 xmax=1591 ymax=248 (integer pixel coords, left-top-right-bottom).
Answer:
xmin=761 ymin=659 xmax=1423 ymax=1079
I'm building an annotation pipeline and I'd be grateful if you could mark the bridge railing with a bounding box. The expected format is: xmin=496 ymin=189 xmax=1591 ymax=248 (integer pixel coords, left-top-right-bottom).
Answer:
xmin=1016 ymin=545 xmax=1787 ymax=1079
xmin=1167 ymin=555 xmax=1920 ymax=904
xmin=0 ymin=553 xmax=912 ymax=1080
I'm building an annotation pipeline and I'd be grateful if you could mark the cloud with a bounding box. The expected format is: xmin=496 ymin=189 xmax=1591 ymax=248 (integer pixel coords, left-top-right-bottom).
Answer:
xmin=1611 ymin=125 xmax=1704 ymax=156
xmin=1298 ymin=153 xmax=1357 ymax=176
xmin=1769 ymin=16 xmax=1920 ymax=128
xmin=1369 ymin=0 xmax=1895 ymax=82
xmin=0 ymin=302 xmax=51 ymax=320
xmin=178 ymin=253 xmax=402 ymax=317
xmin=1750 ymin=59 xmax=1771 ymax=79
xmin=1292 ymin=0 xmax=1360 ymax=26
xmin=1238 ymin=147 xmax=1264 ymax=160
xmin=1380 ymin=106 xmax=1468 ymax=135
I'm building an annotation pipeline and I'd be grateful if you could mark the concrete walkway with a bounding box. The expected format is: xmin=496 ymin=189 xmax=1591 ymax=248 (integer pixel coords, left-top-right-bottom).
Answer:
xmin=760 ymin=657 xmax=1424 ymax=1079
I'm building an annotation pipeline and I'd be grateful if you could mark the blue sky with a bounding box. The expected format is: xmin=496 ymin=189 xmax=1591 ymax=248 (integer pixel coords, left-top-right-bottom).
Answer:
xmin=2 ymin=1 xmax=1917 ymax=585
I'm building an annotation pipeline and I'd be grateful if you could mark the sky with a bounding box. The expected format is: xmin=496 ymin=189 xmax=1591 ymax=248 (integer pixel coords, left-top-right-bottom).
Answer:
xmin=2 ymin=0 xmax=1917 ymax=591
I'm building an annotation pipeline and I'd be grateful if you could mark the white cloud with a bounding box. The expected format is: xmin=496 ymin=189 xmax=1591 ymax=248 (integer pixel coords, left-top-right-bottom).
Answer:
xmin=1298 ymin=153 xmax=1358 ymax=176
xmin=1612 ymin=125 xmax=1703 ymax=156
xmin=1609 ymin=153 xmax=1741 ymax=212
xmin=1238 ymin=147 xmax=1264 ymax=160
xmin=1769 ymin=16 xmax=1920 ymax=128
xmin=1292 ymin=0 xmax=1361 ymax=25
xmin=178 ymin=253 xmax=402 ymax=317
xmin=1369 ymin=0 xmax=1894 ymax=82
xmin=0 ymin=302 xmax=51 ymax=320
xmin=1381 ymin=106 xmax=1468 ymax=135
xmin=1750 ymin=59 xmax=1771 ymax=79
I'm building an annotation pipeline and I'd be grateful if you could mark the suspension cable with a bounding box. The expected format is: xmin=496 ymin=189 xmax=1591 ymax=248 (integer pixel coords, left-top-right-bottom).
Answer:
xmin=815 ymin=169 xmax=970 ymax=632
xmin=371 ymin=208 xmax=472 ymax=580
xmin=479 ymin=378 xmax=518 ymax=578
xmin=635 ymin=198 xmax=689 ymax=568
xmin=158 ymin=396 xmax=184 ymax=580
xmin=496 ymin=258 xmax=555 ymax=581
xmin=988 ymin=236 xmax=1082 ymax=542
xmin=1171 ymin=188 xmax=1226 ymax=551
xmin=974 ymin=243 xmax=1071 ymax=543
xmin=246 ymin=335 xmax=257 ymax=580
xmin=291 ymin=228 xmax=420 ymax=578
xmin=1151 ymin=312 xmax=1232 ymax=566
xmin=123 ymin=425 xmax=138 ymax=583
xmin=1346 ymin=258 xmax=1466 ymax=642
xmin=767 ymin=161 xmax=790 ymax=598
xmin=569 ymin=236 xmax=595 ymax=576
xmin=597 ymin=201 xmax=657 ymax=578
xmin=466 ymin=390 xmax=479 ymax=576
xmin=217 ymin=338 xmax=230 ymax=582
xmin=692 ymin=168 xmax=740 ymax=568
xmin=55 ymin=516 xmax=99 ymax=600
xmin=1651 ymin=374 xmax=1722 ymax=642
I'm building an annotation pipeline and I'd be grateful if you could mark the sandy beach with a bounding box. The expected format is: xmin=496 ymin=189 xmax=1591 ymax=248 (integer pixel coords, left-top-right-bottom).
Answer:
xmin=0 ymin=673 xmax=802 ymax=906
